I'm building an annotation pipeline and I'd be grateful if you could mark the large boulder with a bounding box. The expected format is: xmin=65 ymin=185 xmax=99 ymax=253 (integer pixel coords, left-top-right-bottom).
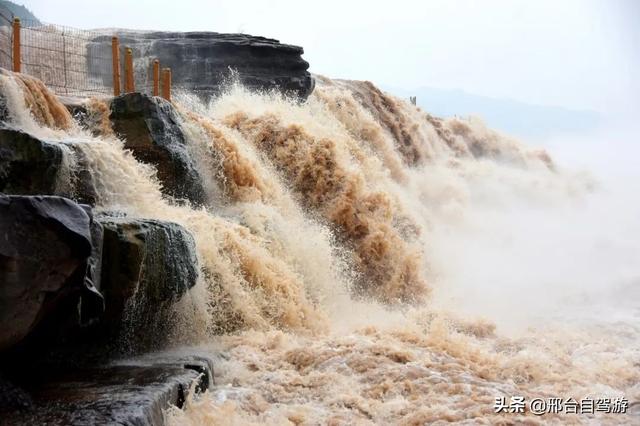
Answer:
xmin=89 ymin=31 xmax=315 ymax=100
xmin=109 ymin=93 xmax=206 ymax=206
xmin=0 ymin=128 xmax=99 ymax=205
xmin=98 ymin=215 xmax=199 ymax=352
xmin=0 ymin=129 xmax=68 ymax=196
xmin=0 ymin=195 xmax=103 ymax=352
xmin=0 ymin=196 xmax=199 ymax=356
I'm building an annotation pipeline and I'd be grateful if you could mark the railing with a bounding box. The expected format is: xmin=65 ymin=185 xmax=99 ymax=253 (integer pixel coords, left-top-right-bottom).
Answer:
xmin=0 ymin=10 xmax=172 ymax=101
xmin=0 ymin=11 xmax=13 ymax=70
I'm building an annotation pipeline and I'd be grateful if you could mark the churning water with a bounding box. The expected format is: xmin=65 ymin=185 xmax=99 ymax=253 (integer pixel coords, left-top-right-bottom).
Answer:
xmin=1 ymin=70 xmax=638 ymax=424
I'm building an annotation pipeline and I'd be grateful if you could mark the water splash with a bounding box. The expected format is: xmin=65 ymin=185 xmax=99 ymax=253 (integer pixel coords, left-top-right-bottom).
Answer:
xmin=1 ymin=70 xmax=638 ymax=424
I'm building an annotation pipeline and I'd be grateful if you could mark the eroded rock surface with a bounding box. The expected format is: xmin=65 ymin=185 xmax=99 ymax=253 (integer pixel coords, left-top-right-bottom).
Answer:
xmin=110 ymin=93 xmax=206 ymax=205
xmin=90 ymin=31 xmax=314 ymax=100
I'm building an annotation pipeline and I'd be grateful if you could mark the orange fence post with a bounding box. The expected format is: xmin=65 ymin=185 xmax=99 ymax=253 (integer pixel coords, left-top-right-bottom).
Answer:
xmin=124 ymin=47 xmax=135 ymax=92
xmin=111 ymin=37 xmax=121 ymax=96
xmin=161 ymin=67 xmax=171 ymax=102
xmin=12 ymin=18 xmax=20 ymax=73
xmin=152 ymin=59 xmax=160 ymax=96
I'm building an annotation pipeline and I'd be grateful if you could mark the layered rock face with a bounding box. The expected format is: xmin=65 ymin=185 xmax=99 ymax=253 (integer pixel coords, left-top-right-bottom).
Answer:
xmin=90 ymin=32 xmax=315 ymax=99
xmin=0 ymin=70 xmax=215 ymax=422
xmin=0 ymin=92 xmax=204 ymax=354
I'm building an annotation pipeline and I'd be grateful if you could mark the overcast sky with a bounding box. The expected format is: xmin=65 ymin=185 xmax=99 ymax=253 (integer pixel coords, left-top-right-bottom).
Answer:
xmin=23 ymin=0 xmax=639 ymax=116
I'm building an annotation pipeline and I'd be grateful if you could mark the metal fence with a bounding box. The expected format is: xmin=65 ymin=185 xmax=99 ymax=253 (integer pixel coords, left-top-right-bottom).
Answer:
xmin=0 ymin=9 xmax=170 ymax=99
xmin=20 ymin=18 xmax=113 ymax=97
xmin=0 ymin=11 xmax=12 ymax=70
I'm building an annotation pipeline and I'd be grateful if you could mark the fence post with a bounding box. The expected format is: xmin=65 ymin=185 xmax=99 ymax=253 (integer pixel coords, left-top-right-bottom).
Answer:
xmin=112 ymin=37 xmax=121 ymax=96
xmin=12 ymin=18 xmax=20 ymax=73
xmin=124 ymin=47 xmax=135 ymax=92
xmin=152 ymin=59 xmax=160 ymax=96
xmin=161 ymin=68 xmax=171 ymax=102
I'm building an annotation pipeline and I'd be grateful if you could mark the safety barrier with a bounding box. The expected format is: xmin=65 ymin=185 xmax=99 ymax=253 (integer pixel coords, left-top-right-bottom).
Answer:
xmin=0 ymin=10 xmax=172 ymax=100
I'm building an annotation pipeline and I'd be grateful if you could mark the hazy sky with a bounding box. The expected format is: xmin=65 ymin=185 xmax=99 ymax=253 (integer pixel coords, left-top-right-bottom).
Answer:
xmin=24 ymin=0 xmax=639 ymax=115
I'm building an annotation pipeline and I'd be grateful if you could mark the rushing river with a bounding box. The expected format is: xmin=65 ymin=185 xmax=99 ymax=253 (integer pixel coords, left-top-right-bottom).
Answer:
xmin=1 ymin=70 xmax=638 ymax=425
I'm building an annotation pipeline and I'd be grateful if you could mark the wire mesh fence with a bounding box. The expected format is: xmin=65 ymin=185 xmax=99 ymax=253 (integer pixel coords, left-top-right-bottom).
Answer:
xmin=19 ymin=18 xmax=114 ymax=97
xmin=0 ymin=10 xmax=12 ymax=70
xmin=0 ymin=9 xmax=165 ymax=99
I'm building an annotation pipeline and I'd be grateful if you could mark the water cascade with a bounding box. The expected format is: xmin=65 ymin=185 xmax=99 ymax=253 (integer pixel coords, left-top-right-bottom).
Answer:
xmin=0 ymin=70 xmax=637 ymax=424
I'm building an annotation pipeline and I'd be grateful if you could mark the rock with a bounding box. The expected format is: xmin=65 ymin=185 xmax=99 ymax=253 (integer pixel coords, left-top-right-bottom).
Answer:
xmin=2 ymin=355 xmax=214 ymax=426
xmin=0 ymin=128 xmax=99 ymax=205
xmin=60 ymin=97 xmax=92 ymax=133
xmin=89 ymin=31 xmax=314 ymax=100
xmin=0 ymin=128 xmax=68 ymax=196
xmin=0 ymin=374 xmax=33 ymax=412
xmin=0 ymin=195 xmax=103 ymax=352
xmin=0 ymin=93 xmax=9 ymax=123
xmin=98 ymin=215 xmax=199 ymax=353
xmin=109 ymin=93 xmax=206 ymax=205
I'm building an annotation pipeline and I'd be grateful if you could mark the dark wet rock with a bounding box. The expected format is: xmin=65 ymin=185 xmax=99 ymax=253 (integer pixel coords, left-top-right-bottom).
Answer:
xmin=110 ymin=92 xmax=206 ymax=205
xmin=0 ymin=93 xmax=8 ymax=123
xmin=0 ymin=195 xmax=103 ymax=352
xmin=61 ymin=97 xmax=112 ymax=139
xmin=61 ymin=97 xmax=93 ymax=134
xmin=0 ymin=374 xmax=33 ymax=412
xmin=90 ymin=31 xmax=314 ymax=100
xmin=0 ymin=200 xmax=207 ymax=423
xmin=0 ymin=200 xmax=199 ymax=357
xmin=98 ymin=215 xmax=199 ymax=353
xmin=3 ymin=355 xmax=213 ymax=426
xmin=0 ymin=128 xmax=67 ymax=196
xmin=69 ymin=145 xmax=101 ymax=206
xmin=0 ymin=128 xmax=99 ymax=204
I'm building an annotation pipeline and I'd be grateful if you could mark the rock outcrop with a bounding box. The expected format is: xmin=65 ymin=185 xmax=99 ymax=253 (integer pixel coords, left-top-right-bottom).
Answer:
xmin=0 ymin=129 xmax=68 ymax=196
xmin=0 ymin=128 xmax=99 ymax=204
xmin=0 ymin=195 xmax=103 ymax=351
xmin=0 ymin=196 xmax=207 ymax=424
xmin=110 ymin=92 xmax=207 ymax=206
xmin=98 ymin=215 xmax=200 ymax=352
xmin=2 ymin=356 xmax=213 ymax=425
xmin=0 ymin=195 xmax=199 ymax=356
xmin=1 ymin=96 xmax=205 ymax=207
xmin=89 ymin=32 xmax=315 ymax=99
xmin=1 ymin=51 xmax=215 ymax=424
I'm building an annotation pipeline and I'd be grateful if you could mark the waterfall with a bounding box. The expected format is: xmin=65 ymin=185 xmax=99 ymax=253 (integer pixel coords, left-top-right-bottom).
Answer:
xmin=1 ymin=70 xmax=637 ymax=424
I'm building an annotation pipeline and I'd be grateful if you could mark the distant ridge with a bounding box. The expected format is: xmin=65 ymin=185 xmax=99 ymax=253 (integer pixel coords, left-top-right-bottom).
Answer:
xmin=0 ymin=0 xmax=40 ymax=23
xmin=386 ymin=85 xmax=600 ymax=140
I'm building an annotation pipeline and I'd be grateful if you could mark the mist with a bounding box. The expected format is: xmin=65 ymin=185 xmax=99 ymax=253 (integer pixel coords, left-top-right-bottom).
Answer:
xmin=428 ymin=119 xmax=640 ymax=332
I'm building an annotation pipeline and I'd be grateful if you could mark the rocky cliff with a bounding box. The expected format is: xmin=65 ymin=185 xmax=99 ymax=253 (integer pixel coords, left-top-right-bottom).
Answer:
xmin=0 ymin=78 xmax=212 ymax=423
xmin=89 ymin=31 xmax=315 ymax=99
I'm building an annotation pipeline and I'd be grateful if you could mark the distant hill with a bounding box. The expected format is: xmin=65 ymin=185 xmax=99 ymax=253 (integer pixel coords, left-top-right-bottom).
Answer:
xmin=385 ymin=86 xmax=600 ymax=140
xmin=0 ymin=0 xmax=40 ymax=23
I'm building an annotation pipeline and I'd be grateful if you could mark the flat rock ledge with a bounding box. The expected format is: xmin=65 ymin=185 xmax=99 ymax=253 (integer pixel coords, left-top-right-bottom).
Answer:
xmin=0 ymin=355 xmax=213 ymax=426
